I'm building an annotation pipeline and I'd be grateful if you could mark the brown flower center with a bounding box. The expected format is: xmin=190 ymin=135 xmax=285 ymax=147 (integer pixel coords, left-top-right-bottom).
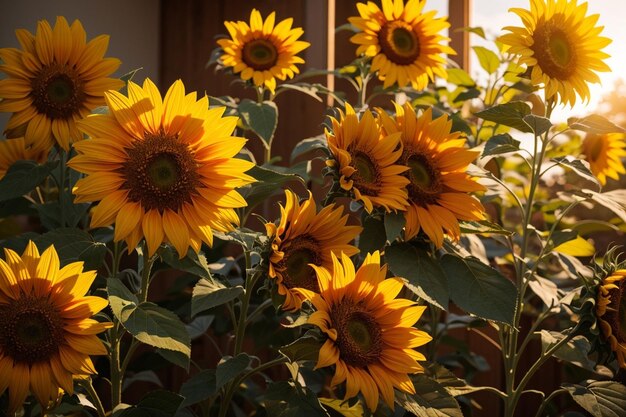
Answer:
xmin=378 ymin=21 xmax=421 ymax=65
xmin=0 ymin=294 xmax=65 ymax=364
xmin=331 ymin=298 xmax=383 ymax=367
xmin=30 ymin=64 xmax=85 ymax=119
xmin=350 ymin=151 xmax=381 ymax=195
xmin=404 ymin=153 xmax=441 ymax=205
xmin=121 ymin=129 xmax=201 ymax=212
xmin=531 ymin=19 xmax=576 ymax=79
xmin=242 ymin=38 xmax=278 ymax=71
xmin=280 ymin=235 xmax=321 ymax=292
xmin=584 ymin=134 xmax=604 ymax=163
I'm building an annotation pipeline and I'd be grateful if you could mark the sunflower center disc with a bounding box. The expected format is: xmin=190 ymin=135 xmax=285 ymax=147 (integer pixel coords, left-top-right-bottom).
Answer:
xmin=31 ymin=64 xmax=85 ymax=119
xmin=532 ymin=21 xmax=576 ymax=79
xmin=242 ymin=39 xmax=278 ymax=71
xmin=122 ymin=130 xmax=201 ymax=212
xmin=332 ymin=300 xmax=383 ymax=367
xmin=354 ymin=152 xmax=378 ymax=184
xmin=405 ymin=154 xmax=440 ymax=205
xmin=148 ymin=155 xmax=179 ymax=191
xmin=379 ymin=21 xmax=420 ymax=65
xmin=282 ymin=235 xmax=320 ymax=292
xmin=0 ymin=296 xmax=64 ymax=364
xmin=587 ymin=135 xmax=604 ymax=162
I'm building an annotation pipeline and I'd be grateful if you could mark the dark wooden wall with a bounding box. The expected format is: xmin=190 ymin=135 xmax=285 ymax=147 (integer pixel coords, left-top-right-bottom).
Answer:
xmin=158 ymin=2 xmax=563 ymax=416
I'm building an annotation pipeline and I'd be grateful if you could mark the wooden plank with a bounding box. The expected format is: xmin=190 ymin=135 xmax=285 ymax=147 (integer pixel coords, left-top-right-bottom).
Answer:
xmin=448 ymin=0 xmax=472 ymax=70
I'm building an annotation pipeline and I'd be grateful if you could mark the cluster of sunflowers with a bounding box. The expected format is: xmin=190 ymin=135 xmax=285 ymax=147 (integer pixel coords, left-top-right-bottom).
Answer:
xmin=0 ymin=0 xmax=626 ymax=416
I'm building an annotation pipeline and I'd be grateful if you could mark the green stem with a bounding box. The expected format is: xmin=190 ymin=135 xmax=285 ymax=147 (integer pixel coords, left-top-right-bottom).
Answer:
xmin=245 ymin=298 xmax=273 ymax=326
xmin=233 ymin=252 xmax=260 ymax=355
xmin=109 ymin=322 xmax=122 ymax=410
xmin=508 ymin=324 xmax=581 ymax=416
xmin=120 ymin=339 xmax=140 ymax=377
xmin=80 ymin=378 xmax=107 ymax=417
xmin=218 ymin=356 xmax=288 ymax=417
xmin=139 ymin=251 xmax=157 ymax=303
xmin=533 ymin=388 xmax=567 ymax=417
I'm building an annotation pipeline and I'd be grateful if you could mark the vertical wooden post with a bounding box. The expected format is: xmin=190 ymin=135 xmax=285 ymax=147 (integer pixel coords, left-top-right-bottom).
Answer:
xmin=326 ymin=0 xmax=336 ymax=107
xmin=448 ymin=0 xmax=472 ymax=70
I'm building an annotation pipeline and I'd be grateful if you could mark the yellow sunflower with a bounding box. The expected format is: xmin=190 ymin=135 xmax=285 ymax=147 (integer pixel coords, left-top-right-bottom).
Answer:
xmin=68 ymin=78 xmax=255 ymax=258
xmin=581 ymin=133 xmax=626 ymax=185
xmin=0 ymin=16 xmax=123 ymax=151
xmin=265 ymin=189 xmax=361 ymax=311
xmin=0 ymin=241 xmax=111 ymax=413
xmin=0 ymin=138 xmax=49 ymax=180
xmin=596 ymin=269 xmax=626 ymax=368
xmin=217 ymin=9 xmax=310 ymax=94
xmin=296 ymin=251 xmax=431 ymax=411
xmin=378 ymin=103 xmax=485 ymax=247
xmin=326 ymin=103 xmax=409 ymax=213
xmin=499 ymin=0 xmax=611 ymax=106
xmin=349 ymin=0 xmax=454 ymax=90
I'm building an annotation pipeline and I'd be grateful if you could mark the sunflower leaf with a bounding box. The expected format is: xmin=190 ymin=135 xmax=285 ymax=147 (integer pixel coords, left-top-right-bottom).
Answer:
xmin=386 ymin=243 xmax=449 ymax=309
xmin=123 ymin=302 xmax=191 ymax=358
xmin=482 ymin=134 xmax=521 ymax=157
xmin=563 ymin=381 xmax=626 ymax=417
xmin=552 ymin=157 xmax=600 ymax=188
xmin=523 ymin=114 xmax=552 ymax=136
xmin=396 ymin=374 xmax=463 ymax=417
xmin=35 ymin=227 xmax=107 ymax=270
xmin=441 ymin=254 xmax=517 ymax=324
xmin=475 ymin=101 xmax=532 ymax=133
xmin=179 ymin=370 xmax=216 ymax=407
xmin=191 ymin=276 xmax=244 ymax=317
xmin=568 ymin=114 xmax=625 ymax=134
xmin=280 ymin=336 xmax=324 ymax=363
xmin=447 ymin=68 xmax=476 ymax=88
xmin=290 ymin=134 xmax=328 ymax=163
xmin=215 ymin=353 xmax=251 ymax=391
xmin=358 ymin=215 xmax=387 ymax=253
xmin=0 ymin=160 xmax=58 ymax=202
xmin=116 ymin=390 xmax=183 ymax=417
xmin=384 ymin=212 xmax=406 ymax=243
xmin=238 ymin=99 xmax=278 ymax=146
xmin=473 ymin=46 xmax=500 ymax=74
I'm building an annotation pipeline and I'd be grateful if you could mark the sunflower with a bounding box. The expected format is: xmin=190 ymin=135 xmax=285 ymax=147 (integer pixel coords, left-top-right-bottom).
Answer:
xmin=348 ymin=0 xmax=454 ymax=90
xmin=68 ymin=79 xmax=255 ymax=258
xmin=217 ymin=9 xmax=310 ymax=94
xmin=266 ymin=189 xmax=361 ymax=311
xmin=326 ymin=103 xmax=409 ymax=213
xmin=0 ymin=16 xmax=123 ymax=151
xmin=596 ymin=269 xmax=626 ymax=368
xmin=378 ymin=103 xmax=485 ymax=247
xmin=0 ymin=138 xmax=49 ymax=180
xmin=295 ymin=252 xmax=431 ymax=411
xmin=0 ymin=241 xmax=111 ymax=413
xmin=581 ymin=133 xmax=626 ymax=186
xmin=499 ymin=0 xmax=611 ymax=106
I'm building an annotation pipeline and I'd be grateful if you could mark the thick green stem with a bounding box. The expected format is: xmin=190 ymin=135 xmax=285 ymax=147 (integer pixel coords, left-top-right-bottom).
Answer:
xmin=109 ymin=322 xmax=122 ymax=410
xmin=59 ymin=150 xmax=67 ymax=227
xmin=80 ymin=378 xmax=107 ymax=417
xmin=139 ymin=252 xmax=157 ymax=303
xmin=533 ymin=388 xmax=567 ymax=417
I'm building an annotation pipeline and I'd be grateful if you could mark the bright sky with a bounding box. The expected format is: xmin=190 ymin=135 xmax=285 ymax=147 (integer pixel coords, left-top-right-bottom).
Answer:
xmin=424 ymin=0 xmax=625 ymax=123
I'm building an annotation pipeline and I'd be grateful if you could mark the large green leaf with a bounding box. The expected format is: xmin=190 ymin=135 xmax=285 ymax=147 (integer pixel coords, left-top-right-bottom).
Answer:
xmin=473 ymin=46 xmax=499 ymax=74
xmin=563 ymin=381 xmax=626 ymax=417
xmin=523 ymin=114 xmax=552 ymax=136
xmin=160 ymin=247 xmax=212 ymax=279
xmin=238 ymin=99 xmax=278 ymax=146
xmin=108 ymin=278 xmax=191 ymax=358
xmin=35 ymin=228 xmax=107 ymax=270
xmin=552 ymin=157 xmax=600 ymax=187
xmin=396 ymin=374 xmax=463 ymax=417
xmin=240 ymin=165 xmax=305 ymax=212
xmin=179 ymin=370 xmax=216 ymax=407
xmin=290 ymin=135 xmax=327 ymax=162
xmin=280 ymin=336 xmax=324 ymax=363
xmin=115 ymin=390 xmax=183 ymax=417
xmin=384 ymin=212 xmax=406 ymax=243
xmin=446 ymin=68 xmax=476 ymax=88
xmin=0 ymin=160 xmax=58 ymax=202
xmin=482 ymin=134 xmax=520 ymax=157
xmin=568 ymin=114 xmax=625 ymax=135
xmin=215 ymin=353 xmax=251 ymax=391
xmin=540 ymin=331 xmax=596 ymax=371
xmin=358 ymin=215 xmax=386 ymax=253
xmin=475 ymin=102 xmax=532 ymax=133
xmin=191 ymin=277 xmax=243 ymax=317
xmin=386 ymin=243 xmax=448 ymax=309
xmin=263 ymin=382 xmax=330 ymax=417
xmin=441 ymin=254 xmax=517 ymax=324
